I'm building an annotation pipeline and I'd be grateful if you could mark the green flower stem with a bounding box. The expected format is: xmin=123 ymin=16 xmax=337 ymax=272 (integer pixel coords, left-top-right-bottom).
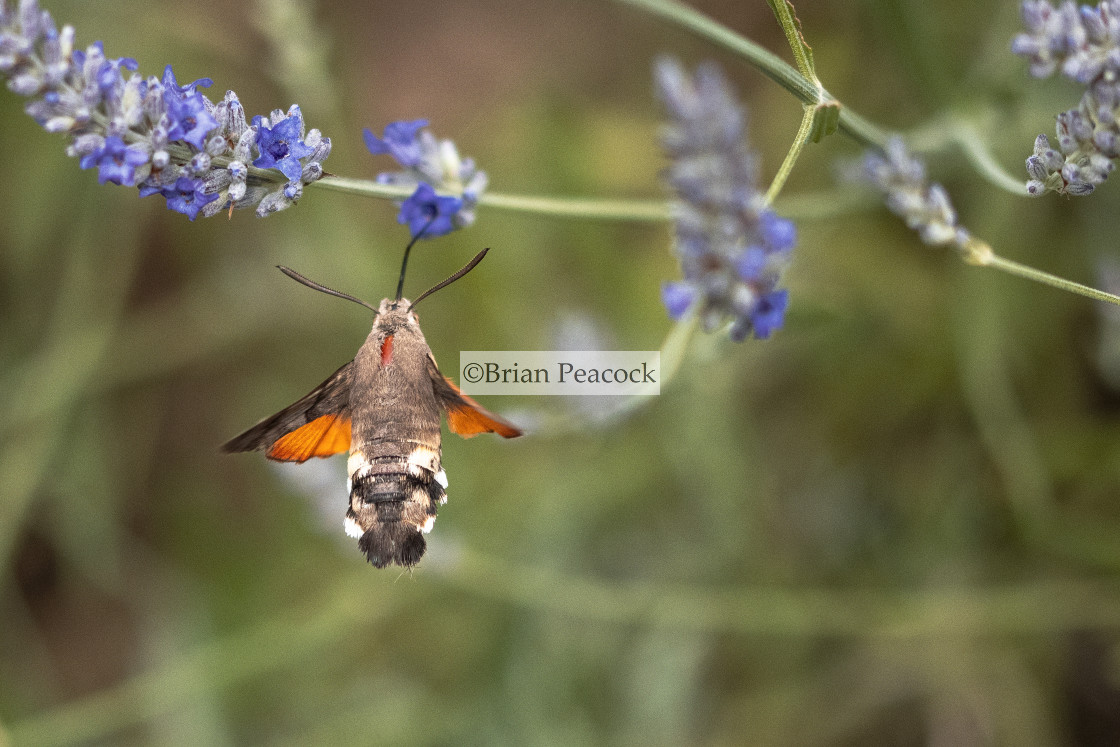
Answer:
xmin=314 ymin=176 xmax=670 ymax=222
xmin=952 ymin=130 xmax=1026 ymax=196
xmin=963 ymin=239 xmax=1120 ymax=306
xmin=907 ymin=117 xmax=1026 ymax=196
xmin=766 ymin=103 xmax=818 ymax=206
xmin=619 ymin=0 xmax=816 ymax=101
xmin=317 ymin=179 xmax=883 ymax=224
xmin=478 ymin=191 xmax=668 ymax=221
xmin=612 ymin=0 xmax=888 ymax=149
xmin=766 ymin=0 xmax=820 ymax=85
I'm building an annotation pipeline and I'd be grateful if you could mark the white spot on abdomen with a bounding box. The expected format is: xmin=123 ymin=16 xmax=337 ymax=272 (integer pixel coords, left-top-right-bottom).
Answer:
xmin=347 ymin=450 xmax=366 ymax=477
xmin=406 ymin=446 xmax=440 ymax=473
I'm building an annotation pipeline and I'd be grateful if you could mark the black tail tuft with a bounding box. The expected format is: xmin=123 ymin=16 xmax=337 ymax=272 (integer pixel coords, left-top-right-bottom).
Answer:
xmin=348 ymin=471 xmax=443 ymax=568
xmin=358 ymin=524 xmax=427 ymax=568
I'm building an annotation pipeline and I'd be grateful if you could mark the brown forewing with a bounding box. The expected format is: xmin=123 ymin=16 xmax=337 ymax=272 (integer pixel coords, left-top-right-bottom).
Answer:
xmin=221 ymin=361 xmax=354 ymax=461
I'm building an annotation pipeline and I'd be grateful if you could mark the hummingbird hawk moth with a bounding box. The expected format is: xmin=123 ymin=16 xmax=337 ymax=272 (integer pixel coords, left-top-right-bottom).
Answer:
xmin=222 ymin=245 xmax=521 ymax=569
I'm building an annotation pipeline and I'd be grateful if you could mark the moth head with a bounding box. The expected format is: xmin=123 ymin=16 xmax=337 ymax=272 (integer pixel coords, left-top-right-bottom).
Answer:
xmin=375 ymin=297 xmax=420 ymax=333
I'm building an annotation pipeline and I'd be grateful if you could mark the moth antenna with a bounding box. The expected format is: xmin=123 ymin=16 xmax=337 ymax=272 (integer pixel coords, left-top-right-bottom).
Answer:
xmin=277 ymin=266 xmax=379 ymax=313
xmin=395 ymin=213 xmax=440 ymax=302
xmin=410 ymin=248 xmax=490 ymax=309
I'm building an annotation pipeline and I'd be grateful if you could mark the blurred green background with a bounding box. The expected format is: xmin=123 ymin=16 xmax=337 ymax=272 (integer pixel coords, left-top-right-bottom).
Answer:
xmin=3 ymin=0 xmax=1120 ymax=744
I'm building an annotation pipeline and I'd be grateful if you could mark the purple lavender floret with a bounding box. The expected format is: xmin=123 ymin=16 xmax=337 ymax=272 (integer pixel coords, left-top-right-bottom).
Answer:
xmin=365 ymin=119 xmax=488 ymax=235
xmin=140 ymin=176 xmax=219 ymax=221
xmin=253 ymin=107 xmax=316 ymax=182
xmin=363 ymin=119 xmax=428 ymax=168
xmin=0 ymin=0 xmax=331 ymax=218
xmin=653 ymin=56 xmax=795 ymax=342
xmin=396 ymin=183 xmax=463 ymax=239
xmin=80 ymin=134 xmax=148 ymax=186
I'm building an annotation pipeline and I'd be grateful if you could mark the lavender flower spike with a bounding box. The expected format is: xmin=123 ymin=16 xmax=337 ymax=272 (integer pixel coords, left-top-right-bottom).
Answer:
xmin=365 ymin=120 xmax=488 ymax=235
xmin=1 ymin=0 xmax=331 ymax=219
xmin=653 ymin=56 xmax=796 ymax=342
xmin=1012 ymin=0 xmax=1120 ymax=196
xmin=861 ymin=136 xmax=972 ymax=250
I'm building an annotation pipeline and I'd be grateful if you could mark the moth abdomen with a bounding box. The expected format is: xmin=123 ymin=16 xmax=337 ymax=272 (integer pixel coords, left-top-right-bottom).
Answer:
xmin=345 ymin=447 xmax=447 ymax=568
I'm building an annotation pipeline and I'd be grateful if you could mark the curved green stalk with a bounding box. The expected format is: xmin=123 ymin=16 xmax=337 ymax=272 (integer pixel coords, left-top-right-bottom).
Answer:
xmin=963 ymin=239 xmax=1120 ymax=306
xmin=766 ymin=104 xmax=818 ymax=205
xmin=766 ymin=0 xmax=820 ymax=86
xmin=952 ymin=128 xmax=1027 ymax=195
xmin=907 ymin=118 xmax=1026 ymax=196
xmin=612 ymin=0 xmax=888 ymax=148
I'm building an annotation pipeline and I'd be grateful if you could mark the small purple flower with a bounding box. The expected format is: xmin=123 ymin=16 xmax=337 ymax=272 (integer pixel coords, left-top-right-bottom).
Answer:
xmin=96 ymin=55 xmax=137 ymax=93
xmin=736 ymin=289 xmax=788 ymax=341
xmin=735 ymin=246 xmax=768 ymax=282
xmin=1012 ymin=0 xmax=1120 ymax=196
xmin=254 ymin=110 xmax=315 ymax=181
xmin=165 ymin=92 xmax=218 ymax=150
xmin=363 ymin=119 xmax=428 ymax=167
xmin=154 ymin=176 xmax=219 ymax=221
xmin=160 ymin=64 xmax=212 ymax=95
xmin=81 ymin=135 xmax=149 ymax=186
xmin=398 ymin=183 xmax=462 ymax=238
xmin=661 ymin=281 xmax=696 ymax=319
xmin=759 ymin=211 xmax=796 ymax=252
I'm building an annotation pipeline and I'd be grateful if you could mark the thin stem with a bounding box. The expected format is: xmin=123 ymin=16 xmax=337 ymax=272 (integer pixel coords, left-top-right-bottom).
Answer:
xmin=766 ymin=0 xmax=820 ymax=86
xmin=612 ymin=0 xmax=889 ymax=149
xmin=618 ymin=0 xmax=816 ymax=101
xmin=766 ymin=104 xmax=818 ymax=206
xmin=907 ymin=117 xmax=1025 ymax=196
xmin=963 ymin=239 xmax=1120 ymax=306
xmin=951 ymin=127 xmax=1026 ymax=196
xmin=314 ymin=176 xmax=670 ymax=222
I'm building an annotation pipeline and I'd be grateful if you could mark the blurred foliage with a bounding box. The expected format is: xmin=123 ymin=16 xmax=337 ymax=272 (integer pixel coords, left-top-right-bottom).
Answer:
xmin=2 ymin=0 xmax=1120 ymax=744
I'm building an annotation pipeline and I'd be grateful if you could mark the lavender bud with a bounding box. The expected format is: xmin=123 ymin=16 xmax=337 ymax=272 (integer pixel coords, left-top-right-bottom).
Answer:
xmin=204 ymin=134 xmax=227 ymax=157
xmin=1027 ymin=154 xmax=1049 ymax=181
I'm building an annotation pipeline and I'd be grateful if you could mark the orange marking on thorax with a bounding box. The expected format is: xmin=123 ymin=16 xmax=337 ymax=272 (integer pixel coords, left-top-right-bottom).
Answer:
xmin=380 ymin=334 xmax=394 ymax=367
